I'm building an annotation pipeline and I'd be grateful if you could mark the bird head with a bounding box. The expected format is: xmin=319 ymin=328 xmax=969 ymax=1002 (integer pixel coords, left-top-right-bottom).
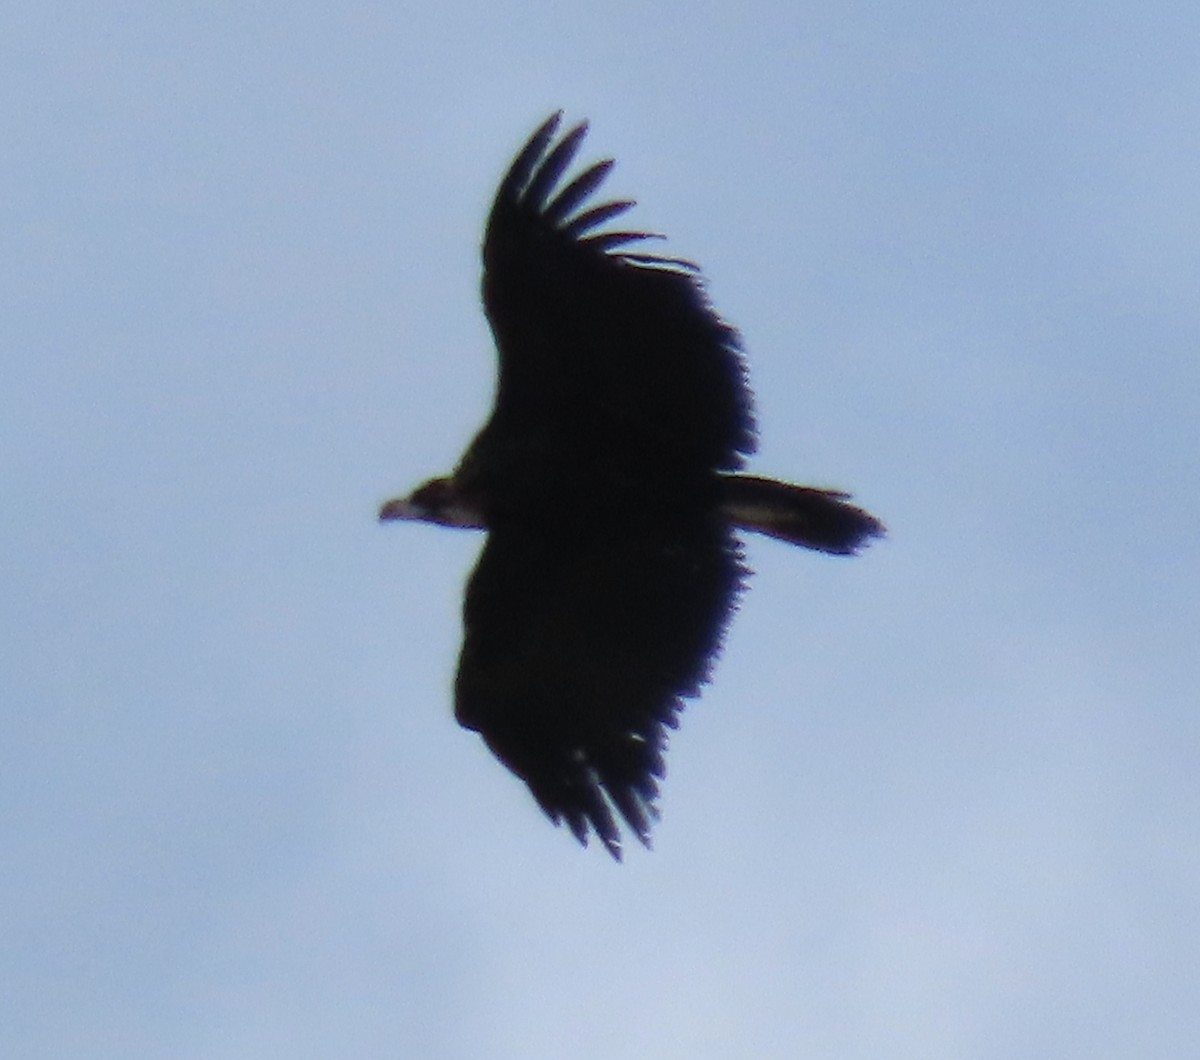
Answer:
xmin=378 ymin=477 xmax=486 ymax=529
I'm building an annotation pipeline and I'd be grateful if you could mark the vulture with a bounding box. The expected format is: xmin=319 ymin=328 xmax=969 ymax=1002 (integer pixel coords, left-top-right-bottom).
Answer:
xmin=380 ymin=113 xmax=883 ymax=858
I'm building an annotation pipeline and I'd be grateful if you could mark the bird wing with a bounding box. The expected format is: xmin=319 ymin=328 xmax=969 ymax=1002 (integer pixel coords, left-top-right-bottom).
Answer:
xmin=455 ymin=522 xmax=745 ymax=858
xmin=471 ymin=112 xmax=756 ymax=512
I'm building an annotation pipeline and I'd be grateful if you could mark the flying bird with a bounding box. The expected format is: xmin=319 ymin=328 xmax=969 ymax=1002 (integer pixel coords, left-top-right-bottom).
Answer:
xmin=380 ymin=113 xmax=883 ymax=858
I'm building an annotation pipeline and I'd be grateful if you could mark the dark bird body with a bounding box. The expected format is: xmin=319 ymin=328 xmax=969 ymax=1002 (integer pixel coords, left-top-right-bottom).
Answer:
xmin=380 ymin=114 xmax=883 ymax=857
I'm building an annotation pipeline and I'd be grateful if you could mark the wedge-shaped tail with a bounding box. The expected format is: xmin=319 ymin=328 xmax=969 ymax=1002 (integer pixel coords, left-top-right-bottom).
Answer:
xmin=721 ymin=474 xmax=884 ymax=555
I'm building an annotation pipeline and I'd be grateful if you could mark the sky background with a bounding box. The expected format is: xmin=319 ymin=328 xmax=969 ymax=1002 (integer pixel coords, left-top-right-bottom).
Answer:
xmin=4 ymin=2 xmax=1199 ymax=1057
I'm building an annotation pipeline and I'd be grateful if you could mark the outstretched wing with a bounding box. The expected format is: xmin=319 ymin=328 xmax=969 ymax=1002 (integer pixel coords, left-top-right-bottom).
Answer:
xmin=466 ymin=112 xmax=756 ymax=517
xmin=455 ymin=114 xmax=756 ymax=856
xmin=455 ymin=521 xmax=745 ymax=858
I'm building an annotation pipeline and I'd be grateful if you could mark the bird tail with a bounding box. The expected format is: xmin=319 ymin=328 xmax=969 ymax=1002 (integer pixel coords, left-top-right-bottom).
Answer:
xmin=721 ymin=474 xmax=885 ymax=555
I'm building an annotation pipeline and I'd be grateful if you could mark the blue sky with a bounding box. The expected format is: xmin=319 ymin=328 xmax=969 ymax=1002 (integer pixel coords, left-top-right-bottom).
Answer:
xmin=4 ymin=2 xmax=1199 ymax=1057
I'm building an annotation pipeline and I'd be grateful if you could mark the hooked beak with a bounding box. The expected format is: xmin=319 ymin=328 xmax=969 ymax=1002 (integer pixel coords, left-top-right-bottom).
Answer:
xmin=378 ymin=496 xmax=425 ymax=522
